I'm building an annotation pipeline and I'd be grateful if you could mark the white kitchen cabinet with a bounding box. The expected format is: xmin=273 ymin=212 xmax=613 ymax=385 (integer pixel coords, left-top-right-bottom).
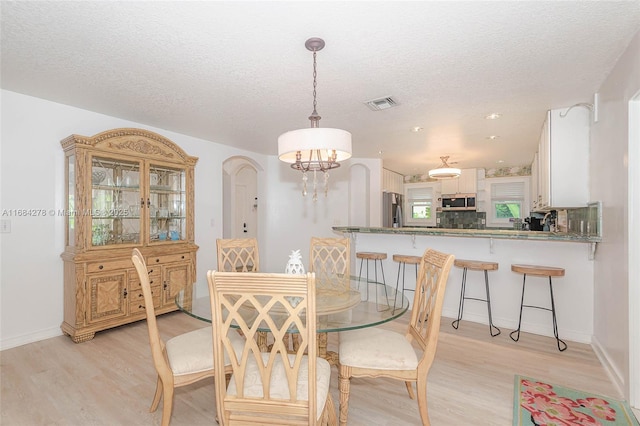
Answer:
xmin=535 ymin=108 xmax=590 ymax=210
xmin=441 ymin=168 xmax=477 ymax=194
xmin=382 ymin=168 xmax=404 ymax=194
xmin=530 ymin=152 xmax=539 ymax=211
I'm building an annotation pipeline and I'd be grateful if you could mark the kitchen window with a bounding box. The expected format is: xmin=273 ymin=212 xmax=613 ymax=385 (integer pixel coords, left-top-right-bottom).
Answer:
xmin=487 ymin=177 xmax=530 ymax=227
xmin=404 ymin=183 xmax=437 ymax=227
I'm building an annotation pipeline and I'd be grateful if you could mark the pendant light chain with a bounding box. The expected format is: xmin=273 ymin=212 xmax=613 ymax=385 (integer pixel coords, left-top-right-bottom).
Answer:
xmin=312 ymin=50 xmax=318 ymax=118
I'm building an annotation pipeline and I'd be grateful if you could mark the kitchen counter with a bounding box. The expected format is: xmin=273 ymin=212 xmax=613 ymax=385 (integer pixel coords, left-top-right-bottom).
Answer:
xmin=332 ymin=227 xmax=597 ymax=344
xmin=332 ymin=226 xmax=601 ymax=243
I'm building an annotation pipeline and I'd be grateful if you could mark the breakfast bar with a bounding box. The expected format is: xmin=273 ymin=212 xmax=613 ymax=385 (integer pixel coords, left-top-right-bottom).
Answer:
xmin=333 ymin=226 xmax=601 ymax=345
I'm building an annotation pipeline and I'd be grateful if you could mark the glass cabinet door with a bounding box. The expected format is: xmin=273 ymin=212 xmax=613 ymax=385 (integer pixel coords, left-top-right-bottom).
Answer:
xmin=91 ymin=156 xmax=142 ymax=247
xmin=148 ymin=164 xmax=186 ymax=243
xmin=67 ymin=154 xmax=76 ymax=247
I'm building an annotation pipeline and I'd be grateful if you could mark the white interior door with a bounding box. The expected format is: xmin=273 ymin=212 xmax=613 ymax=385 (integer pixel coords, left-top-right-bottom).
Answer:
xmin=233 ymin=166 xmax=257 ymax=238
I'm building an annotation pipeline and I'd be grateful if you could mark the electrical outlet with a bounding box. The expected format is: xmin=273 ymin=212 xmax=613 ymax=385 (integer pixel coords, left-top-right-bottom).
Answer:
xmin=1 ymin=219 xmax=11 ymax=233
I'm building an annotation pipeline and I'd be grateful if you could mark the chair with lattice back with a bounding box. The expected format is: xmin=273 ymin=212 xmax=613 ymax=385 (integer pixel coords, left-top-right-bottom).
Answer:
xmin=338 ymin=248 xmax=455 ymax=426
xmin=309 ymin=237 xmax=350 ymax=292
xmin=131 ymin=248 xmax=244 ymax=426
xmin=216 ymin=238 xmax=260 ymax=272
xmin=207 ymin=270 xmax=337 ymax=425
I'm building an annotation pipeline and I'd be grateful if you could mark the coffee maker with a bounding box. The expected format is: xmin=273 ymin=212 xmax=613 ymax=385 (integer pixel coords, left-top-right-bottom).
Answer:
xmin=524 ymin=212 xmax=545 ymax=231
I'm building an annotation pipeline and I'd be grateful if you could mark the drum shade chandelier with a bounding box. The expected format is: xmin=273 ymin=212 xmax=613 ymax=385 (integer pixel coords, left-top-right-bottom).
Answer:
xmin=428 ymin=156 xmax=461 ymax=179
xmin=278 ymin=37 xmax=352 ymax=201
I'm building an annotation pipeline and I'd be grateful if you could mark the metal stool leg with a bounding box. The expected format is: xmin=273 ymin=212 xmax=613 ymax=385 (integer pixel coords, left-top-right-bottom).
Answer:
xmin=373 ymin=259 xmax=389 ymax=311
xmin=509 ymin=274 xmax=527 ymax=342
xmin=393 ymin=261 xmax=404 ymax=313
xmin=365 ymin=259 xmax=370 ymax=300
xmin=357 ymin=258 xmax=371 ymax=300
xmin=548 ymin=277 xmax=567 ymax=351
xmin=451 ymin=267 xmax=468 ymax=329
xmin=484 ymin=270 xmax=501 ymax=337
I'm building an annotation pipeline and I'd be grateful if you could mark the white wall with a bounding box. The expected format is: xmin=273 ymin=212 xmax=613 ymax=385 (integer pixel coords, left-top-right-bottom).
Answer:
xmin=0 ymin=90 xmax=381 ymax=349
xmin=590 ymin=29 xmax=640 ymax=398
xmin=259 ymin=156 xmax=382 ymax=275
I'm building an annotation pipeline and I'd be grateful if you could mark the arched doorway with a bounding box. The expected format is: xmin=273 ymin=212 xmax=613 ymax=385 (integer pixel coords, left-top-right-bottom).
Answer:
xmin=222 ymin=157 xmax=259 ymax=239
xmin=349 ymin=163 xmax=371 ymax=226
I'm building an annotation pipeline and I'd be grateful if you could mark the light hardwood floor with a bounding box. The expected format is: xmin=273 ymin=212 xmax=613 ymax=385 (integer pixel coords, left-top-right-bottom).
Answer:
xmin=2 ymin=312 xmax=638 ymax=425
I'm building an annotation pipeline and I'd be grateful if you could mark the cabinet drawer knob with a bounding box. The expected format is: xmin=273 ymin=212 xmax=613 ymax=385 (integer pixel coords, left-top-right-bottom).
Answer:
xmin=99 ymin=265 xmax=104 ymax=270
xmin=156 ymin=259 xmax=160 ymax=263
xmin=181 ymin=255 xmax=185 ymax=259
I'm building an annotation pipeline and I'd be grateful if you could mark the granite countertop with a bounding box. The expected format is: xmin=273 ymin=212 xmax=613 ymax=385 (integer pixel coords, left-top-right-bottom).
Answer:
xmin=332 ymin=226 xmax=601 ymax=243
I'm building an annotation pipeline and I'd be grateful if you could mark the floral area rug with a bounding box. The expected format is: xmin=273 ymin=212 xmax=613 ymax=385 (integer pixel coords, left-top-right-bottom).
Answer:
xmin=513 ymin=375 xmax=639 ymax=426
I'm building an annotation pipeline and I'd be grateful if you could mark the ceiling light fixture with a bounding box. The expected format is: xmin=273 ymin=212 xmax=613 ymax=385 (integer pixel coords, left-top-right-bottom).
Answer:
xmin=428 ymin=156 xmax=461 ymax=179
xmin=278 ymin=37 xmax=352 ymax=201
xmin=487 ymin=135 xmax=500 ymax=140
xmin=485 ymin=113 xmax=502 ymax=120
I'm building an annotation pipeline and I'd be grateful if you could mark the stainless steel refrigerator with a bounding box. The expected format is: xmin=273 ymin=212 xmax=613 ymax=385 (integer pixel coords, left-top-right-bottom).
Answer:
xmin=382 ymin=192 xmax=403 ymax=228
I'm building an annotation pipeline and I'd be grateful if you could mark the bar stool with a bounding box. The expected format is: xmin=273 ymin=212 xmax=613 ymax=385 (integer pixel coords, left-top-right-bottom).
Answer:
xmin=356 ymin=251 xmax=389 ymax=309
xmin=451 ymin=259 xmax=501 ymax=337
xmin=510 ymin=264 xmax=567 ymax=351
xmin=391 ymin=254 xmax=421 ymax=313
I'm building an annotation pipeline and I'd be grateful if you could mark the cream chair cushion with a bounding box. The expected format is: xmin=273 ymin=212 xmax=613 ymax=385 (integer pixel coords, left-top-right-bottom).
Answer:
xmin=339 ymin=327 xmax=418 ymax=370
xmin=166 ymin=327 xmax=244 ymax=376
xmin=227 ymin=353 xmax=331 ymax=421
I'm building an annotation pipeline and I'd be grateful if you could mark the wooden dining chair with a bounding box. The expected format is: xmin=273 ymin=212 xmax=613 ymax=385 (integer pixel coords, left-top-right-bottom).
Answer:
xmin=216 ymin=238 xmax=260 ymax=272
xmin=131 ymin=249 xmax=244 ymax=426
xmin=207 ymin=270 xmax=337 ymax=425
xmin=337 ymin=248 xmax=455 ymax=426
xmin=309 ymin=237 xmax=350 ymax=292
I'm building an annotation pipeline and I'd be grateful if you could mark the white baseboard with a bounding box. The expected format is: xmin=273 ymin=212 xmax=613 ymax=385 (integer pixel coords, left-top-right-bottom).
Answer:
xmin=441 ymin=308 xmax=592 ymax=344
xmin=0 ymin=326 xmax=63 ymax=351
xmin=591 ymin=334 xmax=626 ymax=399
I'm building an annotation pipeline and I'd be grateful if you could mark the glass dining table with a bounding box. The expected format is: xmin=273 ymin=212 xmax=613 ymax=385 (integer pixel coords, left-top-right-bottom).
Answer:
xmin=175 ymin=275 xmax=410 ymax=366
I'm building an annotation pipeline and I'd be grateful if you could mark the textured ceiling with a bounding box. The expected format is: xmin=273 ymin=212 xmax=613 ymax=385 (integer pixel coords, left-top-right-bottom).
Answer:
xmin=2 ymin=1 xmax=639 ymax=175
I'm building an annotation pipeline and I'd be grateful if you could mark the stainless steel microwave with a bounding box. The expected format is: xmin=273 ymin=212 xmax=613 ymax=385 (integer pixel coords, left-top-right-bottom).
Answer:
xmin=441 ymin=194 xmax=476 ymax=211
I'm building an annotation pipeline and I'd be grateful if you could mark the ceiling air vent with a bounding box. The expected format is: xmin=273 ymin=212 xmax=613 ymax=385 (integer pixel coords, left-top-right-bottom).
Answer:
xmin=364 ymin=96 xmax=398 ymax=111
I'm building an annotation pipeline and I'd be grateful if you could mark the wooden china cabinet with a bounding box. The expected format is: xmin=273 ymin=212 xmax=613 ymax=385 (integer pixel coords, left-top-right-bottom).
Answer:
xmin=60 ymin=128 xmax=198 ymax=342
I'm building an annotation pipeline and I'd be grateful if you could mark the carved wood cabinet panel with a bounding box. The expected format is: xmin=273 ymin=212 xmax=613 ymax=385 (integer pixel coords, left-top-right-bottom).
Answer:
xmin=60 ymin=128 xmax=198 ymax=343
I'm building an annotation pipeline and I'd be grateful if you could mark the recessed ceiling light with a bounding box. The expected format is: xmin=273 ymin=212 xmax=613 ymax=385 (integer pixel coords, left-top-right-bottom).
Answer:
xmin=485 ymin=113 xmax=502 ymax=120
xmin=378 ymin=150 xmax=383 ymax=155
xmin=487 ymin=135 xmax=500 ymax=140
xmin=411 ymin=126 xmax=423 ymax=132
xmin=497 ymin=160 xmax=504 ymax=163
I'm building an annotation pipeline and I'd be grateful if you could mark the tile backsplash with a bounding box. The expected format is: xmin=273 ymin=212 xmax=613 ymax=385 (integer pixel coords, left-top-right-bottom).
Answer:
xmin=565 ymin=202 xmax=602 ymax=237
xmin=437 ymin=211 xmax=487 ymax=229
xmin=436 ymin=202 xmax=602 ymax=236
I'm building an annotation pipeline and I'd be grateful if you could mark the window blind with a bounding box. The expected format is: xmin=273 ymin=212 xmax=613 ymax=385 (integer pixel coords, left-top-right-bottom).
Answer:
xmin=407 ymin=187 xmax=433 ymax=200
xmin=491 ymin=181 xmax=524 ymax=199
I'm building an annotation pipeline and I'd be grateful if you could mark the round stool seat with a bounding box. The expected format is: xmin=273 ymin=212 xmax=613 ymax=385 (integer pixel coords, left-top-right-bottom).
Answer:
xmin=511 ymin=264 xmax=565 ymax=277
xmin=392 ymin=254 xmax=421 ymax=264
xmin=356 ymin=252 xmax=387 ymax=260
xmin=454 ymin=259 xmax=499 ymax=271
